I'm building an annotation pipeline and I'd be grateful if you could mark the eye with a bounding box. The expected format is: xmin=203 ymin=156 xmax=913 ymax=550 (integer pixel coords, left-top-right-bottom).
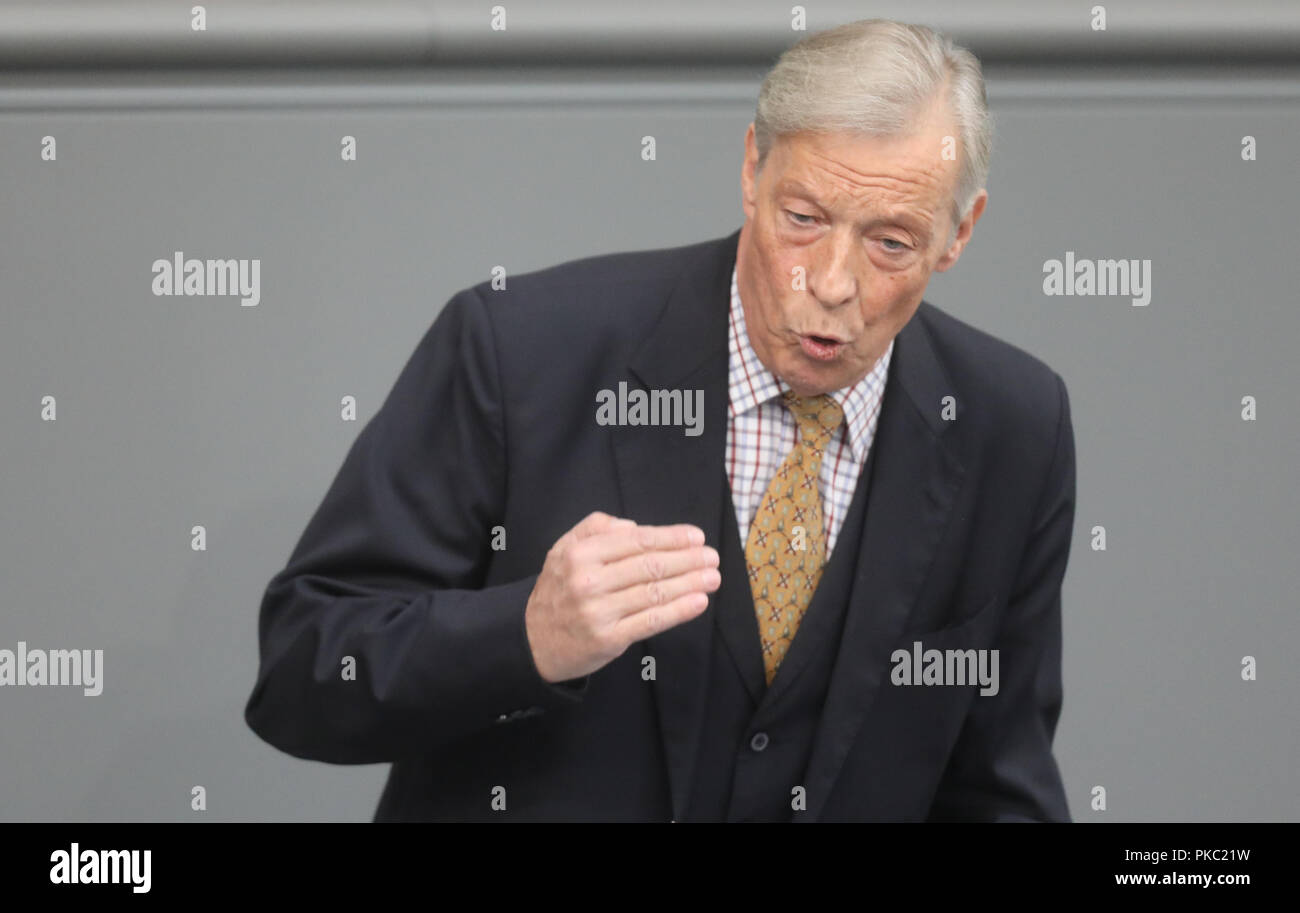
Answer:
xmin=785 ymin=210 xmax=816 ymax=226
xmin=879 ymin=238 xmax=909 ymax=252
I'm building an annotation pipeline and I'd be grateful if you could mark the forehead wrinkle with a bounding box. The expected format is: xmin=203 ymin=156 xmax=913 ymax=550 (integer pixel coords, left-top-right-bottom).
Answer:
xmin=798 ymin=145 xmax=947 ymax=208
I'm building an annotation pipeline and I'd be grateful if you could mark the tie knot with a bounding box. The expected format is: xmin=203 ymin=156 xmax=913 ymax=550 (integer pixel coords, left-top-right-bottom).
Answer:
xmin=782 ymin=390 xmax=844 ymax=453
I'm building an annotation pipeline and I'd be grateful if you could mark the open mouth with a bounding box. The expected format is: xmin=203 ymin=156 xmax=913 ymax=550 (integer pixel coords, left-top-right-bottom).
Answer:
xmin=799 ymin=334 xmax=844 ymax=361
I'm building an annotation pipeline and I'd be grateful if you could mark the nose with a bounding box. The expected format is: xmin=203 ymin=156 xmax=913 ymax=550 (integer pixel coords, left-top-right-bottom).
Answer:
xmin=807 ymin=229 xmax=857 ymax=310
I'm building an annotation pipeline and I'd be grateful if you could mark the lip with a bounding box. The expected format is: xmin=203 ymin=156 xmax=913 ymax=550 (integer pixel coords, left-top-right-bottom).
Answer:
xmin=798 ymin=333 xmax=844 ymax=362
xmin=801 ymin=331 xmax=846 ymax=344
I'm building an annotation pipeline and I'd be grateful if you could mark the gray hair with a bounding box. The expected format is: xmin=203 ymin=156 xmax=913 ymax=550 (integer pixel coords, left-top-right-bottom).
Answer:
xmin=753 ymin=19 xmax=992 ymax=248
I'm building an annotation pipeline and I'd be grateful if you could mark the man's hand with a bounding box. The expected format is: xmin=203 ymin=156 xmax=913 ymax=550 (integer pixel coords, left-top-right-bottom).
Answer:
xmin=524 ymin=511 xmax=722 ymax=683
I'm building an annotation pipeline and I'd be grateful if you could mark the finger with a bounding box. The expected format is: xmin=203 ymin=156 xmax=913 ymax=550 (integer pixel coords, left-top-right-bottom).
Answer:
xmin=584 ymin=522 xmax=706 ymax=563
xmin=566 ymin=511 xmax=623 ymax=544
xmin=599 ymin=545 xmax=719 ymax=597
xmin=610 ymin=590 xmax=712 ymax=645
xmin=573 ymin=515 xmax=636 ymax=549
xmin=602 ymin=564 xmax=722 ymax=619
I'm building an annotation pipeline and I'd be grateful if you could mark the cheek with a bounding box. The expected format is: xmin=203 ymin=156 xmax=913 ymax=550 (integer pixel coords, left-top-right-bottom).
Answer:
xmin=872 ymin=267 xmax=926 ymax=309
xmin=766 ymin=248 xmax=809 ymax=298
xmin=854 ymin=270 xmax=926 ymax=339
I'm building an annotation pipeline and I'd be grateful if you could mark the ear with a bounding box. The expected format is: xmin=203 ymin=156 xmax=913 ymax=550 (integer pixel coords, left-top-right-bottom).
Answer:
xmin=933 ymin=189 xmax=988 ymax=273
xmin=741 ymin=122 xmax=759 ymax=220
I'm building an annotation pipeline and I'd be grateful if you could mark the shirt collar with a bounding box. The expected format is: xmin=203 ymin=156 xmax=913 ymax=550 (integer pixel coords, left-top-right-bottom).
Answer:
xmin=727 ymin=264 xmax=893 ymax=464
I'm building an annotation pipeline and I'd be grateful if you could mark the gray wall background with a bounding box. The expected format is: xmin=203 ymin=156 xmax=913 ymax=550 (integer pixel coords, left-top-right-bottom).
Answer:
xmin=1 ymin=0 xmax=1297 ymax=821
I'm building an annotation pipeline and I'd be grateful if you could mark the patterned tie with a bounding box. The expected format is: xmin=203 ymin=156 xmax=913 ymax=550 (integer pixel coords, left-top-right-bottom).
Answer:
xmin=744 ymin=390 xmax=845 ymax=685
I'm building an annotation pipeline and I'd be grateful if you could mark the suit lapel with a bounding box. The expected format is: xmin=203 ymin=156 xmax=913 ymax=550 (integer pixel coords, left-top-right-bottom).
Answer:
xmin=714 ymin=485 xmax=767 ymax=705
xmin=610 ymin=228 xmax=739 ymax=822
xmin=801 ymin=305 xmax=968 ymax=821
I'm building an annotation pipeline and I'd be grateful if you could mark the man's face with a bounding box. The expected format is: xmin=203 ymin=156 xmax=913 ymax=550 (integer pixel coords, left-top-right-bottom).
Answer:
xmin=737 ymin=95 xmax=987 ymax=396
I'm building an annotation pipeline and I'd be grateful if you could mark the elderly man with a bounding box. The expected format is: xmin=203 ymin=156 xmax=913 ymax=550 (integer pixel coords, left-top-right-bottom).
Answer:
xmin=245 ymin=18 xmax=1076 ymax=822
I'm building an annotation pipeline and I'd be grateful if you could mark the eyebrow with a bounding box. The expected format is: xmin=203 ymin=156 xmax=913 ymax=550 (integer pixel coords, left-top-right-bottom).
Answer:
xmin=777 ymin=179 xmax=933 ymax=240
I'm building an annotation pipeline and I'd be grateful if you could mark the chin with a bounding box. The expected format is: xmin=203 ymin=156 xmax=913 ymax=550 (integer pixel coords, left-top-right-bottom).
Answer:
xmin=781 ymin=362 xmax=840 ymax=397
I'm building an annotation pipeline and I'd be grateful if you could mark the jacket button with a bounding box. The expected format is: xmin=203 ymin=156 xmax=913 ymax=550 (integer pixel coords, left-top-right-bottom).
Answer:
xmin=750 ymin=732 xmax=769 ymax=752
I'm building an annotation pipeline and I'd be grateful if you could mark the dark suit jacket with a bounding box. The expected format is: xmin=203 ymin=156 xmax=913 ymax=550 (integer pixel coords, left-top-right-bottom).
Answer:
xmin=244 ymin=226 xmax=1076 ymax=821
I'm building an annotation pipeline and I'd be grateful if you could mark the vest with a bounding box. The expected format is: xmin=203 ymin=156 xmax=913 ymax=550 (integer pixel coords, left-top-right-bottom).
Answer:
xmin=684 ymin=441 xmax=880 ymax=822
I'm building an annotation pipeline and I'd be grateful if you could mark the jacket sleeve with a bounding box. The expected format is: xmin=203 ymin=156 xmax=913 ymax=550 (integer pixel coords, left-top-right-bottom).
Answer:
xmin=926 ymin=371 xmax=1076 ymax=822
xmin=244 ymin=285 xmax=586 ymax=764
